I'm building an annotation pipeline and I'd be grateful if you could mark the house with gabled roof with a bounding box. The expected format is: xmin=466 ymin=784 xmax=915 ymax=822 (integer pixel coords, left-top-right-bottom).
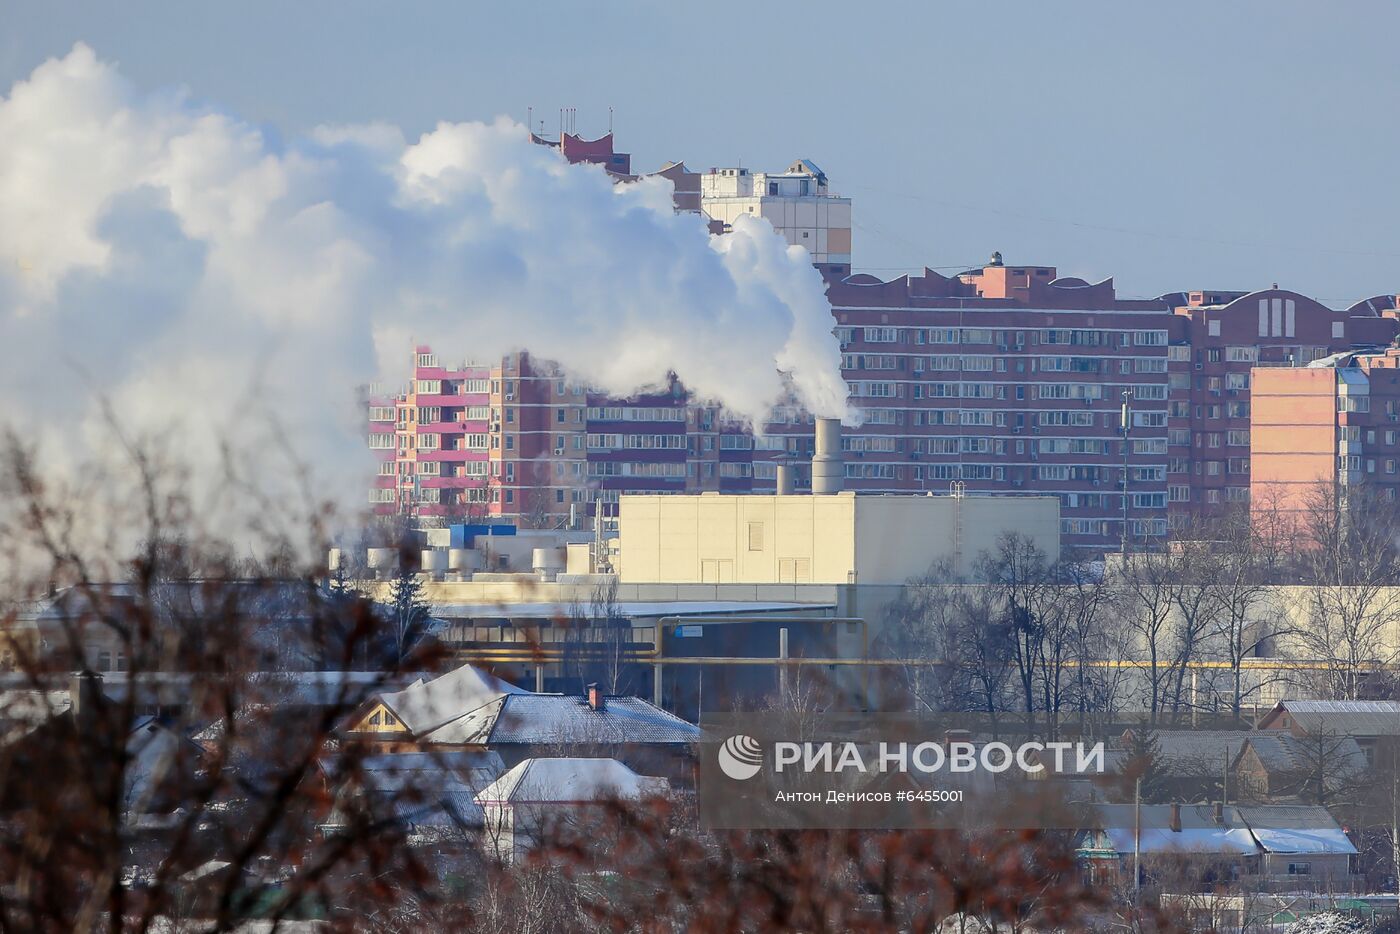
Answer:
xmin=1258 ymin=699 xmax=1400 ymax=766
xmin=1232 ymin=732 xmax=1368 ymax=802
xmin=474 ymin=757 xmax=669 ymax=863
xmin=345 ymin=664 xmax=699 ymax=778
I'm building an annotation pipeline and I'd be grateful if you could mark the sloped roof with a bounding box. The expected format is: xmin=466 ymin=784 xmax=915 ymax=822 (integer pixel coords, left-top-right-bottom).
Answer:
xmin=474 ymin=757 xmax=668 ymax=805
xmin=418 ymin=695 xmax=508 ymax=745
xmin=1092 ymin=804 xmax=1257 ymax=855
xmin=376 ymin=664 xmax=527 ymax=736
xmin=324 ymin=750 xmax=505 ymax=834
xmin=482 ymin=694 xmax=700 ymax=746
xmin=1236 ymin=805 xmax=1357 ymax=855
xmin=1122 ymin=730 xmax=1250 ymax=770
xmin=1278 ymin=700 xmax=1400 ymax=737
xmin=1241 ymin=732 xmax=1367 ymax=776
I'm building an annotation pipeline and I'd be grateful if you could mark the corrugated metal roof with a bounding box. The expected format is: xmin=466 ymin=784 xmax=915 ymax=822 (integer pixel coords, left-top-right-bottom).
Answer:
xmin=1280 ymin=700 xmax=1400 ymax=737
xmin=1243 ymin=733 xmax=1367 ymax=776
xmin=1123 ymin=730 xmax=1250 ymax=769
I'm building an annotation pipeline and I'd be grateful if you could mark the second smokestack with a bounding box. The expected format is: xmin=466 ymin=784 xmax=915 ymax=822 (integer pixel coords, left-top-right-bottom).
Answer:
xmin=812 ymin=417 xmax=843 ymax=494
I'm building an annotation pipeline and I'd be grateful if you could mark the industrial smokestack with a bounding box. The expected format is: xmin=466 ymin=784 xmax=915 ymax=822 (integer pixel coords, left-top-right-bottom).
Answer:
xmin=775 ymin=461 xmax=795 ymax=495
xmin=812 ymin=417 xmax=843 ymax=495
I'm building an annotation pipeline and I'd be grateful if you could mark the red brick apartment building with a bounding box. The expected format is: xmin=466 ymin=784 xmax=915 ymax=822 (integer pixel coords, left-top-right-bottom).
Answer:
xmin=368 ymin=130 xmax=1400 ymax=552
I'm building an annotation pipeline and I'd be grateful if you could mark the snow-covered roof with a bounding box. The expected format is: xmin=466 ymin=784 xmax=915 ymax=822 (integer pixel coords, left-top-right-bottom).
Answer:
xmin=1093 ymin=805 xmax=1258 ymax=855
xmin=485 ymin=694 xmax=699 ymax=746
xmin=0 ymin=689 xmax=71 ymax=747
xmin=376 ymin=664 xmax=527 ymax=736
xmin=474 ymin=757 xmax=668 ymax=805
xmin=1236 ymin=805 xmax=1358 ymax=856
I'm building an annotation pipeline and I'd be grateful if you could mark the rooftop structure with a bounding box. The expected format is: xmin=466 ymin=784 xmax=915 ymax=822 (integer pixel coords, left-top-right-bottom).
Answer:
xmin=700 ymin=159 xmax=852 ymax=277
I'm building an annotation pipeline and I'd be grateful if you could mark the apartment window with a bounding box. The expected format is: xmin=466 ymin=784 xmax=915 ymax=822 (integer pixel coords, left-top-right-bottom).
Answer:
xmin=414 ymin=380 xmax=441 ymax=394
xmin=1169 ymin=485 xmax=1191 ymax=503
xmin=416 ymin=353 xmax=436 ymax=368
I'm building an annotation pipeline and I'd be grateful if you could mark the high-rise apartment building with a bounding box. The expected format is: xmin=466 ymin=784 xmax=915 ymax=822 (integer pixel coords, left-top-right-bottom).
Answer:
xmin=369 ymin=132 xmax=1400 ymax=551
xmin=700 ymin=160 xmax=852 ymax=278
xmin=1252 ymin=346 xmax=1400 ymax=526
xmin=1165 ymin=290 xmax=1399 ymax=525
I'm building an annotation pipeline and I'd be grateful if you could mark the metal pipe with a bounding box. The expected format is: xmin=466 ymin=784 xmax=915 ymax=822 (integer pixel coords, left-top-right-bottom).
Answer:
xmin=775 ymin=462 xmax=795 ymax=495
xmin=812 ymin=417 xmax=844 ymax=494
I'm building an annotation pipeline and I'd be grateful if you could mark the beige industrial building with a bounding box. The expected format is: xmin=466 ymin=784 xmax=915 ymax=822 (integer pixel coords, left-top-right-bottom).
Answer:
xmin=616 ymin=489 xmax=1060 ymax=585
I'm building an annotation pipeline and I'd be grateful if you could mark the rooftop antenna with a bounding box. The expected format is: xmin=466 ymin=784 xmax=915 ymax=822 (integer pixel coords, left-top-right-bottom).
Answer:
xmin=608 ymin=106 xmax=613 ymax=135
xmin=526 ymin=106 xmax=533 ymax=136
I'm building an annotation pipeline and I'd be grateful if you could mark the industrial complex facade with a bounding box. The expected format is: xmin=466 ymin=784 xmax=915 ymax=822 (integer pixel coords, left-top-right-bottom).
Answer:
xmin=368 ymin=131 xmax=1400 ymax=552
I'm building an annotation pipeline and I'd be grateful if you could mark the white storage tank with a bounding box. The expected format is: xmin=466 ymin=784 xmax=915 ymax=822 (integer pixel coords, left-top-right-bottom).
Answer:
xmin=532 ymin=547 xmax=566 ymax=580
xmin=420 ymin=549 xmax=448 ymax=579
xmin=366 ymin=548 xmax=398 ymax=579
xmin=447 ymin=548 xmax=482 ymax=574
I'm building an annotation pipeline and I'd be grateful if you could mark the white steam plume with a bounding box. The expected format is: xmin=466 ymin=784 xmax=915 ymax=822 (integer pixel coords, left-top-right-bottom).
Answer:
xmin=0 ymin=45 xmax=850 ymax=520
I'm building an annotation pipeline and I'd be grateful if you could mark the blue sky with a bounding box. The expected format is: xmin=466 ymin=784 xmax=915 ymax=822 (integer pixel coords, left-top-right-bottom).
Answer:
xmin=6 ymin=0 xmax=1399 ymax=303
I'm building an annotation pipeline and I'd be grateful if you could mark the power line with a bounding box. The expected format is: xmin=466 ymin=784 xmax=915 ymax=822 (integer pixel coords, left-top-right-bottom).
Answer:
xmin=846 ymin=182 xmax=1400 ymax=260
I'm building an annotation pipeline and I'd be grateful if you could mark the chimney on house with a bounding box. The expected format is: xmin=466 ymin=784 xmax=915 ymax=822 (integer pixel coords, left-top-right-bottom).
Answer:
xmin=943 ymin=728 xmax=973 ymax=747
xmin=811 ymin=417 xmax=844 ymax=495
xmin=586 ymin=682 xmax=604 ymax=711
xmin=1213 ymin=801 xmax=1225 ymax=825
xmin=1169 ymin=802 xmax=1183 ymax=833
xmin=69 ymin=670 xmax=103 ymax=731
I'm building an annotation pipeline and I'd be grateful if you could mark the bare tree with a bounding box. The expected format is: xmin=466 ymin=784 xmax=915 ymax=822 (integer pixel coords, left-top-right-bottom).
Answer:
xmin=1205 ymin=508 xmax=1289 ymax=722
xmin=1296 ymin=479 xmax=1400 ymax=700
